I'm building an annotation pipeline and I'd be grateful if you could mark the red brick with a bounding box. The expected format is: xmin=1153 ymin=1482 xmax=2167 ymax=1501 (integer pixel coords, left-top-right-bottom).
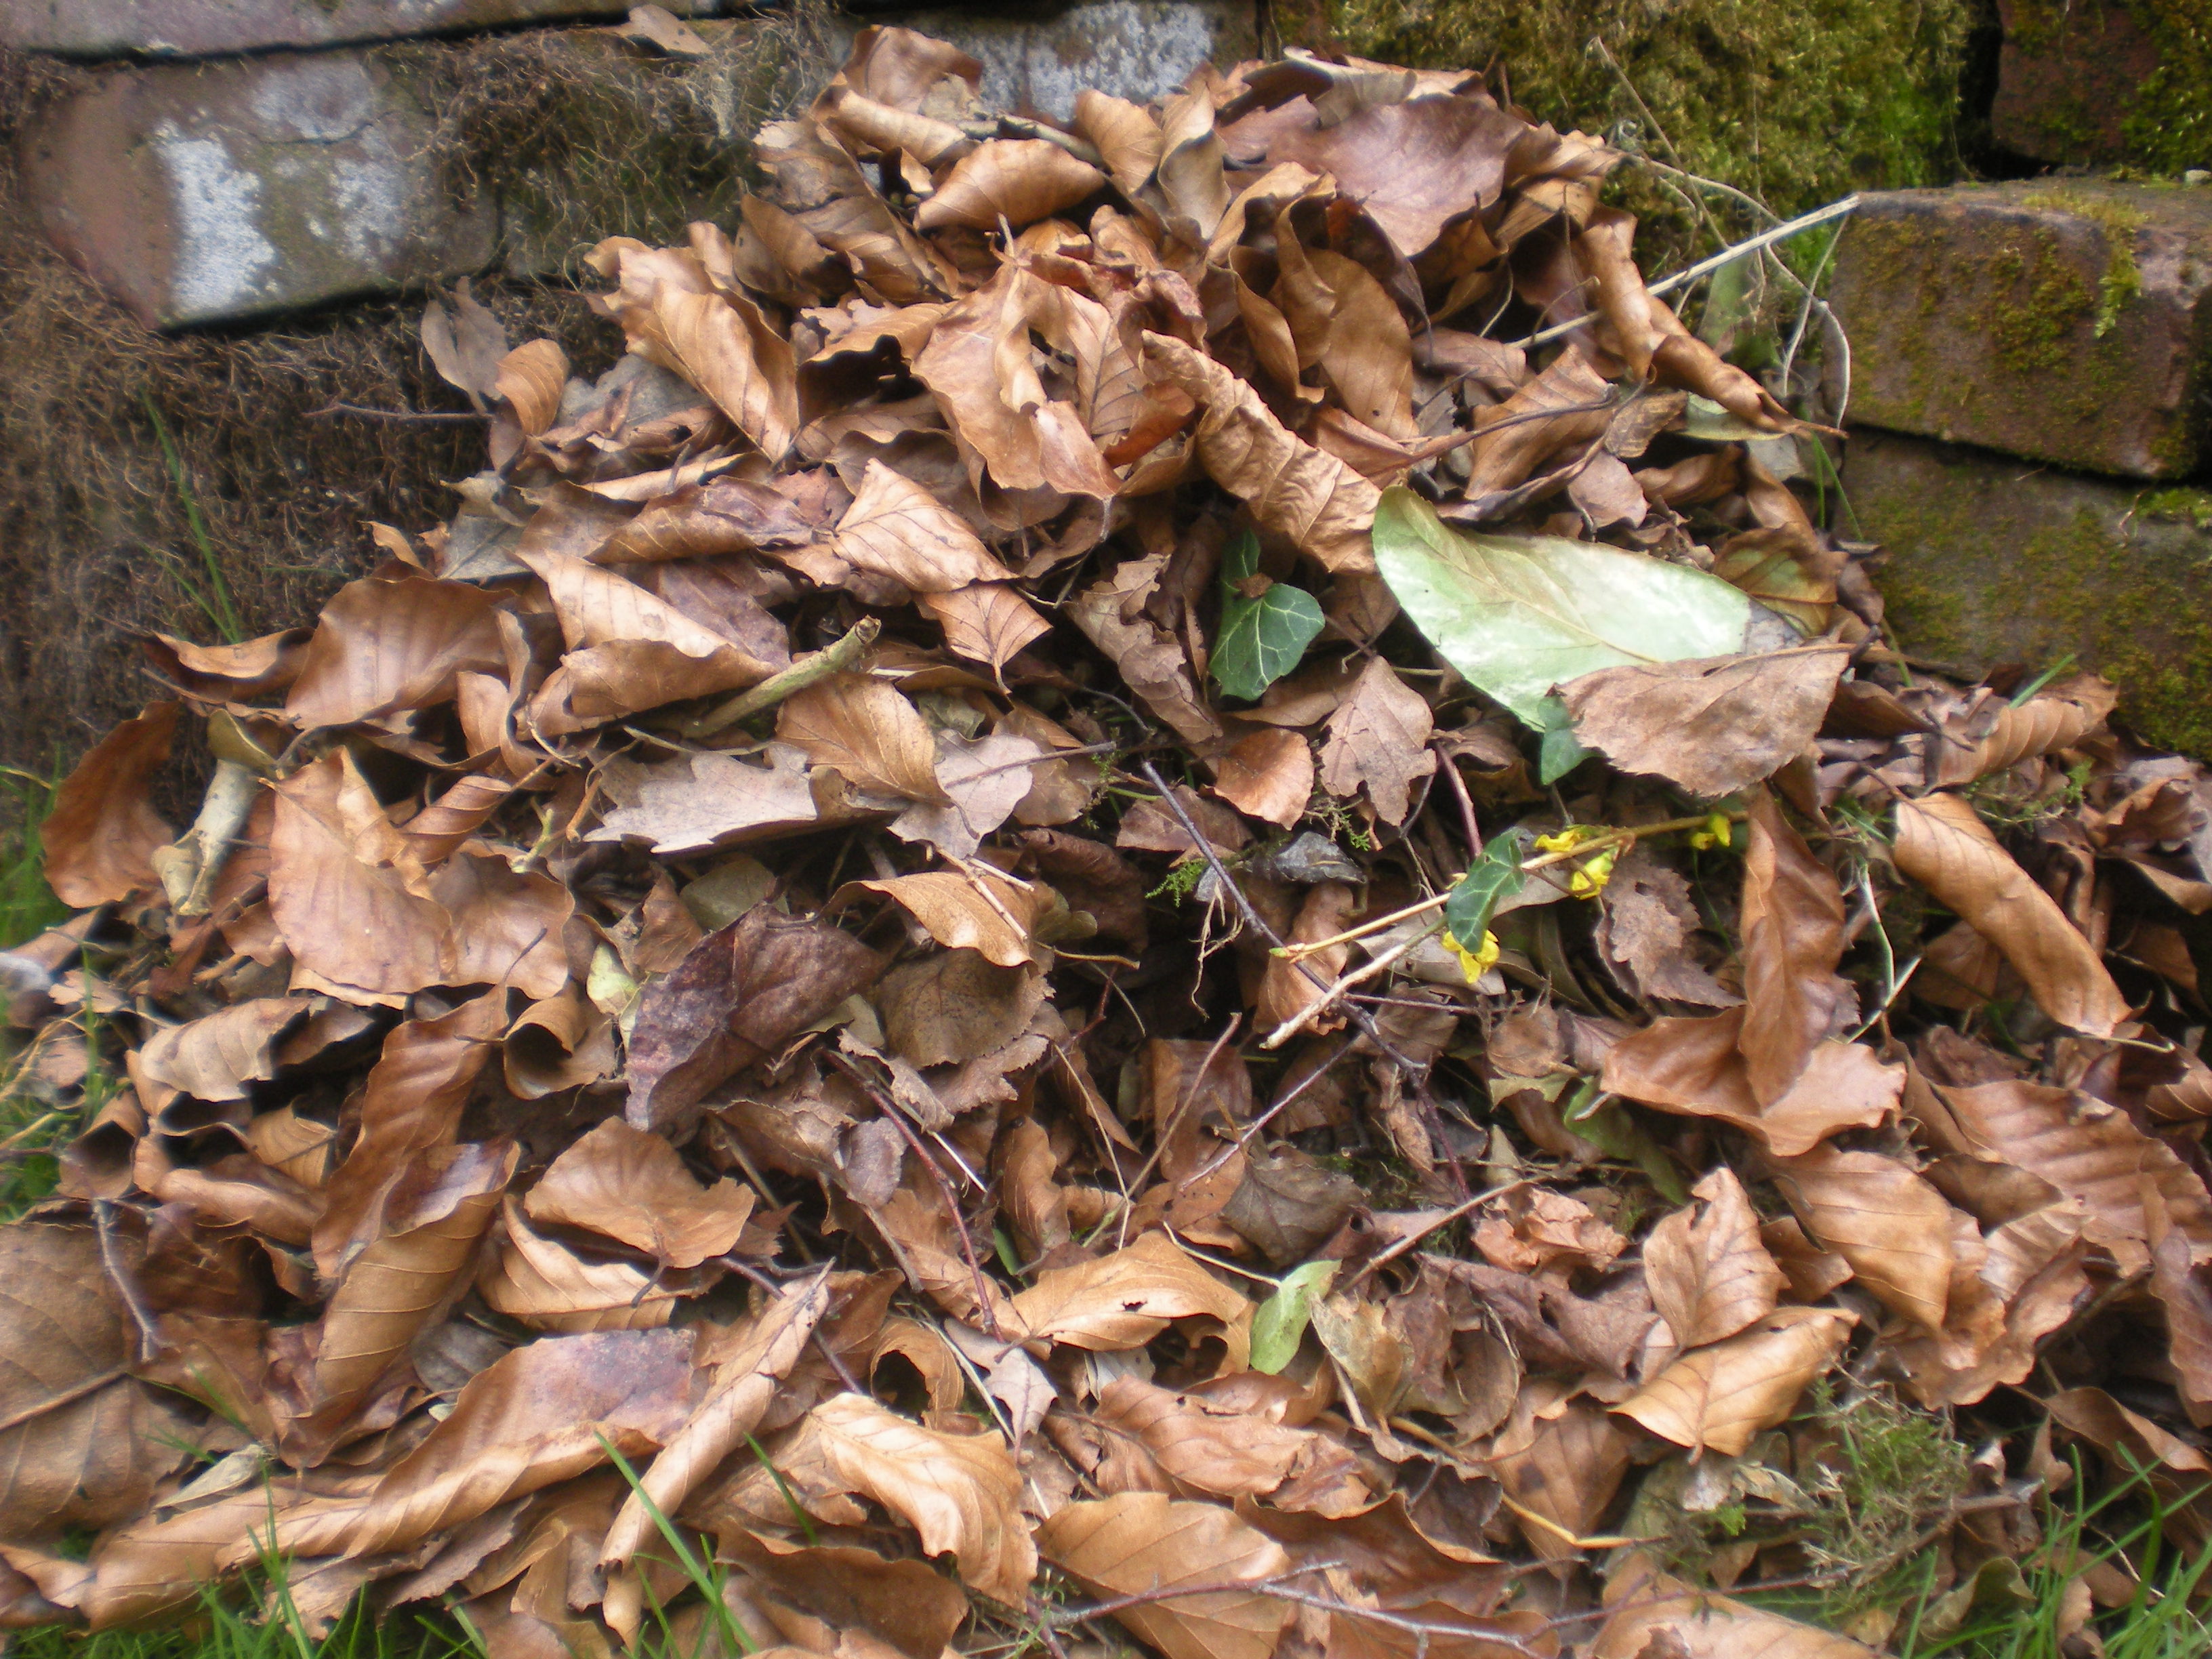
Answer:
xmin=1830 ymin=180 xmax=2212 ymax=480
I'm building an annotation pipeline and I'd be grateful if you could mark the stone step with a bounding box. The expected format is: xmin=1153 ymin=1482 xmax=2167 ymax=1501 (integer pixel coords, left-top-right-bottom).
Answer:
xmin=1830 ymin=180 xmax=2212 ymax=481
xmin=845 ymin=1 xmax=1253 ymax=121
xmin=1844 ymin=428 xmax=2212 ymax=758
xmin=0 ymin=0 xmax=701 ymax=60
xmin=21 ymin=50 xmax=495 ymax=329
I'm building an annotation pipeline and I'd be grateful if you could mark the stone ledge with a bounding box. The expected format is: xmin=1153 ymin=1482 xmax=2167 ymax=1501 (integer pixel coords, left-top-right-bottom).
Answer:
xmin=1845 ymin=428 xmax=2212 ymax=758
xmin=0 ymin=0 xmax=711 ymax=61
xmin=844 ymin=1 xmax=1254 ymax=119
xmin=1830 ymin=179 xmax=2212 ymax=481
xmin=20 ymin=49 xmax=496 ymax=329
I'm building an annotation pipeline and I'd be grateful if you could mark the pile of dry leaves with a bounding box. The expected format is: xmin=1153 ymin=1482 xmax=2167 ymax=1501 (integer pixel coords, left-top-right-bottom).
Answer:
xmin=5 ymin=24 xmax=2211 ymax=1659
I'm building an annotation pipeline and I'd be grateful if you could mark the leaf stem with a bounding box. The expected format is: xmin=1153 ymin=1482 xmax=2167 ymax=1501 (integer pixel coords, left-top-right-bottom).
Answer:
xmin=678 ymin=616 xmax=882 ymax=737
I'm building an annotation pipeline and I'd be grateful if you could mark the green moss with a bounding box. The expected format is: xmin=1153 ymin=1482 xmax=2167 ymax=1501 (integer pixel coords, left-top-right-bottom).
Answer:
xmin=2008 ymin=1 xmax=2212 ymax=173
xmin=1323 ymin=0 xmax=1971 ymax=224
xmin=1984 ymin=233 xmax=2096 ymax=377
xmin=1875 ymin=474 xmax=2212 ymax=758
xmin=2137 ymin=487 xmax=2212 ymax=529
xmin=2021 ymin=188 xmax=2146 ymax=336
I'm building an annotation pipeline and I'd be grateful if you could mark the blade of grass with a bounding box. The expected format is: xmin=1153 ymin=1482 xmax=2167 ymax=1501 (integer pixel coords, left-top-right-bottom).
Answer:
xmin=141 ymin=393 xmax=245 ymax=645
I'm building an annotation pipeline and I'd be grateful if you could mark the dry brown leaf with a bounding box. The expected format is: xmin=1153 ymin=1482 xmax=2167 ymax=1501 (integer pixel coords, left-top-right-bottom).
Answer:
xmin=1092 ymin=1376 xmax=1363 ymax=1507
xmin=768 ymin=1391 xmax=1035 ymax=1605
xmin=1562 ymin=646 xmax=1851 ymax=800
xmin=1933 ymin=680 xmax=2116 ymax=787
xmin=1934 ymin=1077 xmax=2212 ymax=1273
xmin=627 ymin=905 xmax=883 ymax=1132
xmin=1073 ymin=89 xmax=1164 ymax=195
xmin=1893 ymin=792 xmax=2131 ymax=1037
xmin=479 ymin=1195 xmax=684 ymax=1332
xmin=834 ymin=459 xmax=1016 ymax=592
xmin=920 ymin=582 xmax=1052 ymax=672
xmin=518 ymin=546 xmax=781 ymax=733
xmin=1067 ymin=557 xmax=1223 ymax=746
xmin=1614 ymin=1305 xmax=1856 ymax=1456
xmin=1142 ymin=333 xmax=1380 ymax=573
xmin=592 ymin=744 xmax=824 ymax=855
xmin=270 ymin=1139 xmax=518 ymax=1465
xmin=136 ymin=998 xmax=312 ymax=1103
xmin=878 ymin=949 xmax=1043 ymax=1068
xmin=1267 ymin=94 xmax=1532 ymax=260
xmin=1593 ymin=1568 xmax=1881 ymax=1659
xmin=1595 ymin=847 xmax=1740 ymax=1007
xmin=651 ymin=285 xmax=798 ymax=462
xmin=0 ymin=1224 xmax=191 ymax=1544
xmin=1602 ymin=1017 xmax=1900 ymax=1157
xmin=526 ymin=1119 xmax=756 ymax=1270
xmin=285 ymin=576 xmax=508 ymax=729
xmin=1739 ymin=790 xmax=1851 ymax=1102
xmin=601 ymin=1273 xmax=830 ymax=1570
xmin=1643 ymin=1167 xmax=1786 ymax=1349
xmin=1211 ymin=727 xmax=1314 ymax=830
xmin=140 ymin=627 xmax=311 ymax=702
xmin=1010 ymin=1231 xmax=1251 ymax=1366
xmin=494 ymin=339 xmax=568 ymax=436
xmin=852 ymin=869 xmax=1036 ymax=967
xmin=41 ymin=703 xmax=178 ymax=908
xmin=279 ymin=1328 xmax=697 ymax=1560
xmin=1038 ymin=1492 xmax=1290 ymax=1659
xmin=1771 ymin=1145 xmax=1956 ymax=1331
xmin=914 ymin=140 xmax=1106 ymax=231
xmin=912 ymin=263 xmax=1120 ymax=498
xmin=1317 ymin=657 xmax=1436 ymax=827
xmin=1487 ymin=1404 xmax=1635 ymax=1561
xmin=889 ymin=731 xmax=1047 ymax=859
xmin=777 ymin=672 xmax=950 ymax=804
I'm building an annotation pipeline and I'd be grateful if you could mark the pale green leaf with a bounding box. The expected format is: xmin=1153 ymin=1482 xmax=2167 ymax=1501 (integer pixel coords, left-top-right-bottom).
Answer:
xmin=1370 ymin=487 xmax=1750 ymax=726
xmin=1249 ymin=1260 xmax=1337 ymax=1374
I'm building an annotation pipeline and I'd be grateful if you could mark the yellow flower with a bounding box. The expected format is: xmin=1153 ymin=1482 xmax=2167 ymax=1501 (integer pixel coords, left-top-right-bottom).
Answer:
xmin=1533 ymin=824 xmax=1607 ymax=857
xmin=1687 ymin=811 xmax=1733 ymax=851
xmin=1443 ymin=928 xmax=1499 ymax=985
xmin=1568 ymin=846 xmax=1617 ymax=899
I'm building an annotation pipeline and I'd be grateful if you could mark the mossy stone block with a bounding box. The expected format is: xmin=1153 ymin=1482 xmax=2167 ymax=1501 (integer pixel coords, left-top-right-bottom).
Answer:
xmin=1993 ymin=0 xmax=2212 ymax=173
xmin=20 ymin=50 xmax=495 ymax=329
xmin=0 ymin=0 xmax=703 ymax=60
xmin=1845 ymin=428 xmax=2212 ymax=758
xmin=1830 ymin=181 xmax=2212 ymax=480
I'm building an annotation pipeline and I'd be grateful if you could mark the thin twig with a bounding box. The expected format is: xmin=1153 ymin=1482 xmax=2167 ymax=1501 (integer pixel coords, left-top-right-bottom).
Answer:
xmin=1261 ymin=922 xmax=1442 ymax=1050
xmin=1136 ymin=761 xmax=1424 ymax=1078
xmin=1341 ymin=1181 xmax=1532 ymax=1290
xmin=826 ymin=1050 xmax=1004 ymax=1338
xmin=94 ymin=1199 xmax=162 ymax=1366
xmin=306 ymin=403 xmax=489 ymax=424
xmin=1433 ymin=743 xmax=1482 ymax=857
xmin=1509 ymin=196 xmax=1861 ymax=350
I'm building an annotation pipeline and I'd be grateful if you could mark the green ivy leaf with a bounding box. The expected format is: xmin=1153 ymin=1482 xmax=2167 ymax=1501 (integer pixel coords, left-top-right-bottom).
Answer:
xmin=1534 ymin=696 xmax=1591 ymax=784
xmin=1442 ymin=827 xmax=1529 ymax=951
xmin=1213 ymin=529 xmax=1326 ymax=701
xmin=1250 ymin=1259 xmax=1338 ymax=1374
